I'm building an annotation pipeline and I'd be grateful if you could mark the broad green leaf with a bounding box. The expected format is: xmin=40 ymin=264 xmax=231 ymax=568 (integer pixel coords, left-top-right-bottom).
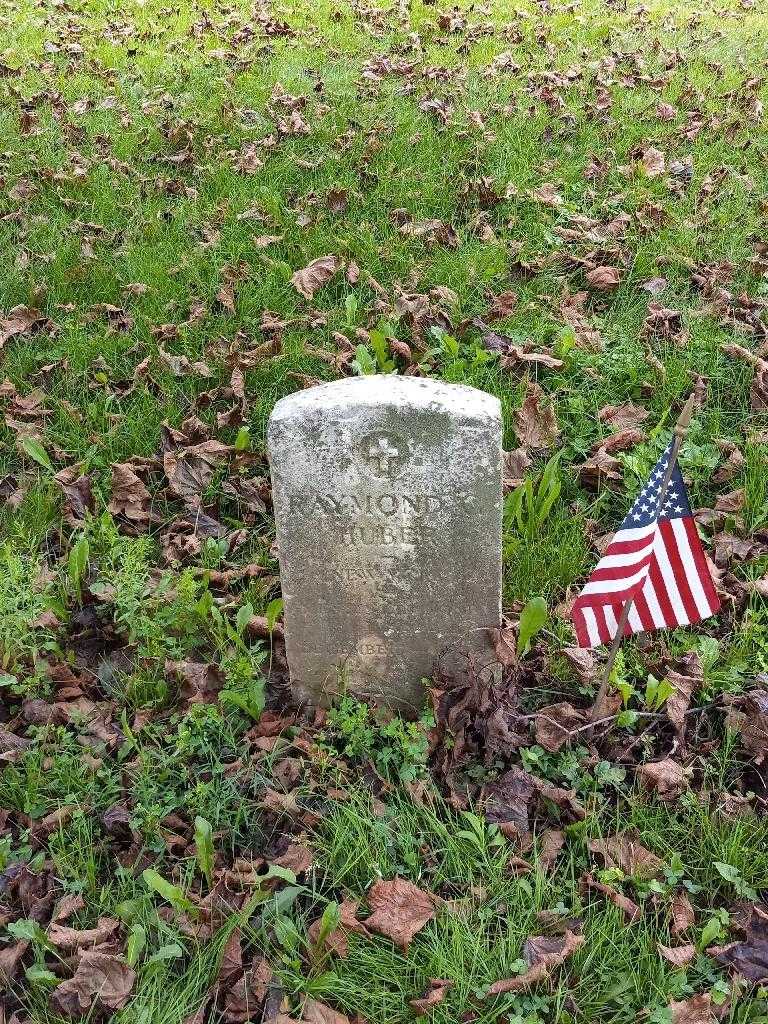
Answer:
xmin=20 ymin=436 xmax=53 ymax=472
xmin=194 ymin=815 xmax=214 ymax=888
xmin=517 ymin=597 xmax=548 ymax=655
xmin=127 ymin=923 xmax=146 ymax=967
xmin=142 ymin=868 xmax=196 ymax=914
xmin=236 ymin=602 xmax=254 ymax=636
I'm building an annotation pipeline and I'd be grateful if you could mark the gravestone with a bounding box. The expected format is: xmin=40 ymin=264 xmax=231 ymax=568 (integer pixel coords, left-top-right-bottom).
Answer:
xmin=267 ymin=375 xmax=503 ymax=714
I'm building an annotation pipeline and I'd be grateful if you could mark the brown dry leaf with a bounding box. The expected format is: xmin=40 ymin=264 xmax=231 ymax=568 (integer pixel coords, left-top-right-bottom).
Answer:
xmin=514 ymin=379 xmax=559 ymax=451
xmin=50 ymin=951 xmax=136 ymax=1016
xmin=535 ymin=702 xmax=587 ymax=753
xmin=0 ymin=941 xmax=28 ymax=984
xmin=503 ymin=447 xmax=532 ymax=489
xmin=597 ymin=403 xmax=650 ymax=431
xmin=47 ymin=917 xmax=120 ymax=951
xmin=409 ymin=978 xmax=453 ymax=1015
xmin=290 ymin=256 xmax=342 ymax=299
xmin=588 ymin=833 xmax=663 ymax=880
xmin=639 ymin=146 xmax=666 ymax=177
xmin=54 ymin=466 xmax=94 ymax=525
xmin=482 ymin=767 xmax=537 ymax=839
xmin=665 ymin=652 xmax=702 ymax=741
xmin=164 ymin=440 xmax=231 ymax=506
xmin=301 ymin=998 xmax=351 ymax=1024
xmin=108 ymin=462 xmax=153 ymax=527
xmin=577 ymin=446 xmax=623 ymax=490
xmin=724 ymin=689 xmax=768 ymax=763
xmin=530 ymin=182 xmax=563 ymax=207
xmin=486 ymin=290 xmax=518 ymax=320
xmin=539 ymin=829 xmax=565 ymax=872
xmin=714 ymin=904 xmax=768 ymax=981
xmin=580 ymin=872 xmax=641 ymax=922
xmin=485 ymin=930 xmax=584 ymax=995
xmin=636 ymin=758 xmax=687 ymax=801
xmin=481 ymin=330 xmax=563 ymax=369
xmin=715 ymin=488 xmax=745 ymax=513
xmin=668 ymin=993 xmax=716 ymax=1024
xmin=721 ymin=342 xmax=768 ymax=411
xmin=166 ymin=659 xmax=225 ymax=704
xmin=670 ymin=890 xmax=696 ymax=936
xmin=363 ymin=877 xmax=437 ymax=950
xmin=0 ymin=305 xmax=48 ymax=350
xmin=586 ymin=266 xmax=621 ymax=291
xmin=659 ymin=942 xmax=696 ymax=968
xmin=223 ymin=957 xmax=272 ymax=1023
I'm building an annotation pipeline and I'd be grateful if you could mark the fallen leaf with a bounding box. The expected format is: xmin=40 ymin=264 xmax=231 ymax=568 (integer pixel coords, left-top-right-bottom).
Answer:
xmin=363 ymin=877 xmax=437 ymax=950
xmin=530 ymin=182 xmax=563 ymax=207
xmin=636 ymin=758 xmax=687 ymax=801
xmin=586 ymin=266 xmax=621 ymax=290
xmin=166 ymin=659 xmax=225 ymax=704
xmin=290 ymin=256 xmax=343 ymax=299
xmin=725 ymin=689 xmax=768 ymax=763
xmin=308 ymin=899 xmax=369 ymax=959
xmin=539 ymin=829 xmax=565 ymax=872
xmin=659 ymin=942 xmax=696 ymax=967
xmin=639 ymin=146 xmax=666 ymax=177
xmin=580 ymin=872 xmax=641 ymax=922
xmin=514 ymin=379 xmax=559 ymax=450
xmin=108 ymin=462 xmax=153 ymax=527
xmin=0 ymin=941 xmax=29 ymax=984
xmin=47 ymin=917 xmax=120 ymax=951
xmin=597 ymin=402 xmax=650 ymax=431
xmin=535 ymin=702 xmax=587 ymax=753
xmin=223 ymin=957 xmax=272 ymax=1023
xmin=482 ymin=767 xmax=537 ymax=839
xmin=665 ymin=652 xmax=702 ymax=742
xmin=50 ymin=951 xmax=136 ymax=1015
xmin=301 ymin=997 xmax=351 ymax=1024
xmin=670 ymin=890 xmax=696 ymax=936
xmin=485 ymin=929 xmax=584 ymax=994
xmin=0 ymin=305 xmax=47 ymax=350
xmin=164 ymin=440 xmax=231 ymax=506
xmin=54 ymin=466 xmax=95 ymax=525
xmin=668 ymin=993 xmax=716 ymax=1024
xmin=715 ymin=904 xmax=768 ymax=981
xmin=588 ymin=832 xmax=663 ymax=880
xmin=409 ymin=978 xmax=453 ymax=1014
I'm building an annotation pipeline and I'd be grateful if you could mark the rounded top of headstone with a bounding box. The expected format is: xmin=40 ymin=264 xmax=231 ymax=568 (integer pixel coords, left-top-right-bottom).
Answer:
xmin=269 ymin=374 xmax=501 ymax=423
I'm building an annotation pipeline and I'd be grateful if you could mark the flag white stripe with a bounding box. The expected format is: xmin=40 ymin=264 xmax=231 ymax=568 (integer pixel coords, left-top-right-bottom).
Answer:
xmin=670 ymin=518 xmax=711 ymax=618
xmin=582 ymin=606 xmax=601 ymax=647
xmin=604 ymin=605 xmax=618 ymax=639
xmin=594 ymin=542 xmax=655 ymax=571
xmin=610 ymin=523 xmax=658 ymax=543
xmin=653 ymin=531 xmax=690 ymax=624
xmin=627 ymin=602 xmax=645 ymax=632
xmin=581 ymin=564 xmax=650 ymax=596
xmin=641 ymin=573 xmax=666 ymax=628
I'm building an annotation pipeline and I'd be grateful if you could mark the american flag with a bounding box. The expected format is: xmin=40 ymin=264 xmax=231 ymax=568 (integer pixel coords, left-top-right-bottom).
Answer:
xmin=572 ymin=441 xmax=720 ymax=649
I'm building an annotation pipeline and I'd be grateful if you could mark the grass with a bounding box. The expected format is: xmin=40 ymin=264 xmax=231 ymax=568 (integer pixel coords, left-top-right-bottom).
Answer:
xmin=2 ymin=0 xmax=768 ymax=1020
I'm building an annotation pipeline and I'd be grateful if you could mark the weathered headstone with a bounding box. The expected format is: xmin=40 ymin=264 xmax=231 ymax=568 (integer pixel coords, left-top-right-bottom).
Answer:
xmin=267 ymin=375 xmax=503 ymax=714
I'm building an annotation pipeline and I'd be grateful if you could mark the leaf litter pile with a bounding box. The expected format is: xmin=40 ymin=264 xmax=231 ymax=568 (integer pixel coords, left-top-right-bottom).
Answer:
xmin=1 ymin=0 xmax=768 ymax=1021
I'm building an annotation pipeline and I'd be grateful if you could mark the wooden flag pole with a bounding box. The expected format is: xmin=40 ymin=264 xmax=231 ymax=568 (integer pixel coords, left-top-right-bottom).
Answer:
xmin=589 ymin=393 xmax=697 ymax=720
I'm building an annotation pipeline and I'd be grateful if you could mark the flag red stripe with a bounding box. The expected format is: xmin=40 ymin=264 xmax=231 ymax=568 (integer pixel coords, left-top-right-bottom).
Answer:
xmin=683 ymin=516 xmax=720 ymax=613
xmin=660 ymin=520 xmax=699 ymax=622
xmin=646 ymin=553 xmax=677 ymax=627
xmin=590 ymin=553 xmax=654 ymax=582
xmin=632 ymin=589 xmax=655 ymax=632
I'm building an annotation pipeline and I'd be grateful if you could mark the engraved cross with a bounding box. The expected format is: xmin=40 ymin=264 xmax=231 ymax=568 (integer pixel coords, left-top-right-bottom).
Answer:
xmin=368 ymin=436 xmax=400 ymax=474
